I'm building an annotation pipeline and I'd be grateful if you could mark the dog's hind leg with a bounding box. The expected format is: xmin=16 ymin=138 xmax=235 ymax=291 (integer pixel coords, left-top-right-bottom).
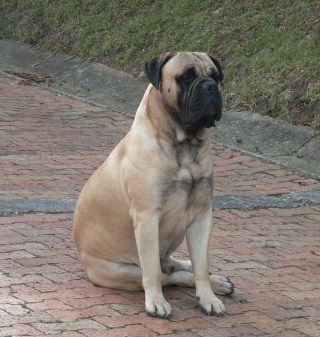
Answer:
xmin=160 ymin=256 xmax=234 ymax=295
xmin=80 ymin=253 xmax=145 ymax=291
xmin=81 ymin=253 xmax=234 ymax=296
xmin=163 ymin=270 xmax=234 ymax=295
xmin=81 ymin=252 xmax=177 ymax=291
xmin=167 ymin=257 xmax=193 ymax=272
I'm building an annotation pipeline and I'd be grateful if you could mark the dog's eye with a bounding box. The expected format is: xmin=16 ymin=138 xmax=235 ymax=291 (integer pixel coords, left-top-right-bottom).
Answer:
xmin=182 ymin=73 xmax=195 ymax=82
xmin=180 ymin=68 xmax=196 ymax=83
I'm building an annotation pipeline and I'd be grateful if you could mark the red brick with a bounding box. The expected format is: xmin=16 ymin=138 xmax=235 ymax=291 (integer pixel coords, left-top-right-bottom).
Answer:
xmin=0 ymin=323 xmax=42 ymax=336
xmin=47 ymin=305 xmax=120 ymax=322
xmin=42 ymin=333 xmax=85 ymax=337
xmin=32 ymin=319 xmax=105 ymax=334
xmin=63 ymin=294 xmax=132 ymax=309
xmin=194 ymin=324 xmax=264 ymax=336
xmin=81 ymin=325 xmax=157 ymax=337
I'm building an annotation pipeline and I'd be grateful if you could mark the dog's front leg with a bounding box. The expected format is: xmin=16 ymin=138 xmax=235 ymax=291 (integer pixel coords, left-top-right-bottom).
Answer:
xmin=133 ymin=211 xmax=171 ymax=319
xmin=186 ymin=209 xmax=225 ymax=316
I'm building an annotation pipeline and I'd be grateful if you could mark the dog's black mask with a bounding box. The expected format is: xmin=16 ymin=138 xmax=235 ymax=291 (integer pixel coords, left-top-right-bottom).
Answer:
xmin=177 ymin=66 xmax=223 ymax=135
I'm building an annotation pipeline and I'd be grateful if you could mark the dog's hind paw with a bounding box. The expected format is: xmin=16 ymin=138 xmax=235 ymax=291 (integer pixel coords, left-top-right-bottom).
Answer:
xmin=210 ymin=274 xmax=235 ymax=296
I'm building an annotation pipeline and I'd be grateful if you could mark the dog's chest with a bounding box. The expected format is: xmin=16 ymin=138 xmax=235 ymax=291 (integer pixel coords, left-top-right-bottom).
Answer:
xmin=163 ymin=139 xmax=212 ymax=201
xmin=159 ymin=159 xmax=212 ymax=256
xmin=158 ymin=140 xmax=212 ymax=245
xmin=163 ymin=160 xmax=212 ymax=207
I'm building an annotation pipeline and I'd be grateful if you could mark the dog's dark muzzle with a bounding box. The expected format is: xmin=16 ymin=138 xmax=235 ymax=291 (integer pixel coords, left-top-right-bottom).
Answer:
xmin=198 ymin=79 xmax=222 ymax=120
xmin=184 ymin=79 xmax=222 ymax=133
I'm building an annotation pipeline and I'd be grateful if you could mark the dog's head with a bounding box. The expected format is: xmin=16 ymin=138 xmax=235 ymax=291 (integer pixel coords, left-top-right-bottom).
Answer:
xmin=144 ymin=52 xmax=223 ymax=134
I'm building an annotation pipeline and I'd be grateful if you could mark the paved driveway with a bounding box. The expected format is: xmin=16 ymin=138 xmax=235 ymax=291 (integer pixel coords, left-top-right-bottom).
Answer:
xmin=1 ymin=73 xmax=319 ymax=336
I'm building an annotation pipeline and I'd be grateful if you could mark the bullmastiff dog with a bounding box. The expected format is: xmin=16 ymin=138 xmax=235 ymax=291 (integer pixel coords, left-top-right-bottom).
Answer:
xmin=73 ymin=52 xmax=234 ymax=319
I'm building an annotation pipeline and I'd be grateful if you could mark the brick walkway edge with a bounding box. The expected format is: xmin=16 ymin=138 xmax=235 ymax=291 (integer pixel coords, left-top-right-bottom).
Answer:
xmin=1 ymin=73 xmax=319 ymax=337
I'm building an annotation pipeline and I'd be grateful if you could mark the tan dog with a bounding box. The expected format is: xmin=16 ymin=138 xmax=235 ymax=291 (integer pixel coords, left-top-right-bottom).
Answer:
xmin=73 ymin=52 xmax=234 ymax=319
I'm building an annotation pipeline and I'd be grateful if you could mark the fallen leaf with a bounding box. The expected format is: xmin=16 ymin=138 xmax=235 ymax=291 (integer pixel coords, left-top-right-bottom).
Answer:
xmin=18 ymin=79 xmax=33 ymax=86
xmin=5 ymin=69 xmax=56 ymax=84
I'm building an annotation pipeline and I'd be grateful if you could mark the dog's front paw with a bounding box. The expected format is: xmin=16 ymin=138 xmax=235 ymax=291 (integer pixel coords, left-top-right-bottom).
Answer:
xmin=145 ymin=295 xmax=172 ymax=319
xmin=197 ymin=294 xmax=225 ymax=316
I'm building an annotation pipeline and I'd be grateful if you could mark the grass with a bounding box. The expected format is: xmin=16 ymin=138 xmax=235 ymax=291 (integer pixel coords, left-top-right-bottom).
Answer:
xmin=1 ymin=0 xmax=319 ymax=128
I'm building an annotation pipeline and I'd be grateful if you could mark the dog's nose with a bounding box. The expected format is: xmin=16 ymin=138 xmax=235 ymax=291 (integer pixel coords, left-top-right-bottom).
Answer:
xmin=201 ymin=80 xmax=218 ymax=93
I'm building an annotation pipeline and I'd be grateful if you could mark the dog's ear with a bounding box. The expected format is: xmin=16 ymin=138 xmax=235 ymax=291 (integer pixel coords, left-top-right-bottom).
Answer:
xmin=144 ymin=53 xmax=173 ymax=90
xmin=209 ymin=56 xmax=224 ymax=82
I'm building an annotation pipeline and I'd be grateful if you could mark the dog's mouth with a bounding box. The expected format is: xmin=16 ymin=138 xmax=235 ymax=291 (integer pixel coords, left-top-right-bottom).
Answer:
xmin=183 ymin=93 xmax=222 ymax=134
xmin=184 ymin=112 xmax=219 ymax=134
xmin=176 ymin=75 xmax=223 ymax=135
xmin=182 ymin=79 xmax=222 ymax=128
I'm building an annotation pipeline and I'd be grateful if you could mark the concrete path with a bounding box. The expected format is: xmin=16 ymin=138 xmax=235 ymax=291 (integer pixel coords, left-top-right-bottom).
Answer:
xmin=0 ymin=42 xmax=320 ymax=336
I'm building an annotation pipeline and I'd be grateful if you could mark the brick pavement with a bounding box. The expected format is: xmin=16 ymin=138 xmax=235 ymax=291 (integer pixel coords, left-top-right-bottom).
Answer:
xmin=0 ymin=72 xmax=319 ymax=336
